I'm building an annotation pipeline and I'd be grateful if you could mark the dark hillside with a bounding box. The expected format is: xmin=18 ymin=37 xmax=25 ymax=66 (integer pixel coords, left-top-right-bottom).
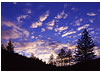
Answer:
xmin=1 ymin=49 xmax=100 ymax=71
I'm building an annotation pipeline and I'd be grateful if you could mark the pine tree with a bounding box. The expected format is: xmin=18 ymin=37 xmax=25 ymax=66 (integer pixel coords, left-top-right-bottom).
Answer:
xmin=56 ymin=48 xmax=67 ymax=66
xmin=7 ymin=40 xmax=14 ymax=53
xmin=75 ymin=29 xmax=95 ymax=63
xmin=1 ymin=44 xmax=6 ymax=50
xmin=58 ymin=48 xmax=66 ymax=58
xmin=66 ymin=49 xmax=72 ymax=65
xmin=31 ymin=53 xmax=36 ymax=59
xmin=48 ymin=54 xmax=54 ymax=65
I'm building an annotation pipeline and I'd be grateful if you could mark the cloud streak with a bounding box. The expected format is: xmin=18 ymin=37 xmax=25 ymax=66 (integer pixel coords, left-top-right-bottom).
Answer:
xmin=2 ymin=21 xmax=29 ymax=40
xmin=77 ymin=24 xmax=90 ymax=31
xmin=62 ymin=31 xmax=76 ymax=37
xmin=87 ymin=12 xmax=96 ymax=16
xmin=31 ymin=10 xmax=49 ymax=29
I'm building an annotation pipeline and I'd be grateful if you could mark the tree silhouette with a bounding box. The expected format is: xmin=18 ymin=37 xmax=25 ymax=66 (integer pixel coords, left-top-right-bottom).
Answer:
xmin=30 ymin=53 xmax=36 ymax=59
xmin=7 ymin=40 xmax=14 ymax=53
xmin=75 ymin=29 xmax=95 ymax=63
xmin=65 ymin=49 xmax=72 ymax=66
xmin=48 ymin=54 xmax=55 ymax=65
xmin=56 ymin=48 xmax=68 ymax=66
xmin=1 ymin=44 xmax=6 ymax=50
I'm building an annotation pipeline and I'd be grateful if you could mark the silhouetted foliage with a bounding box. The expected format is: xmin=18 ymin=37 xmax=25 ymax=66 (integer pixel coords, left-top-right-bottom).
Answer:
xmin=30 ymin=53 xmax=36 ymax=59
xmin=2 ymin=49 xmax=100 ymax=71
xmin=65 ymin=49 xmax=73 ymax=65
xmin=56 ymin=48 xmax=73 ymax=66
xmin=7 ymin=40 xmax=14 ymax=53
xmin=1 ymin=43 xmax=6 ymax=50
xmin=75 ymin=29 xmax=95 ymax=63
xmin=58 ymin=48 xmax=66 ymax=58
xmin=48 ymin=54 xmax=55 ymax=65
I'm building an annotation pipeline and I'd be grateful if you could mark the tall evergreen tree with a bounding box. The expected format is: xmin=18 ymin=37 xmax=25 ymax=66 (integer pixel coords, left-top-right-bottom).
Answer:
xmin=7 ymin=40 xmax=14 ymax=53
xmin=31 ymin=53 xmax=36 ymax=59
xmin=48 ymin=54 xmax=54 ymax=65
xmin=58 ymin=48 xmax=66 ymax=58
xmin=56 ymin=48 xmax=67 ymax=66
xmin=66 ymin=49 xmax=72 ymax=65
xmin=75 ymin=29 xmax=95 ymax=63
xmin=1 ymin=44 xmax=6 ymax=50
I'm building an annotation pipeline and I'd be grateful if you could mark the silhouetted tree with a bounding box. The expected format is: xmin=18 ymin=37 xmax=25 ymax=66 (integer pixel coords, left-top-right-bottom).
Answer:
xmin=7 ymin=40 xmax=14 ymax=53
xmin=56 ymin=48 xmax=67 ymax=66
xmin=48 ymin=54 xmax=55 ymax=65
xmin=1 ymin=44 xmax=6 ymax=50
xmin=65 ymin=49 xmax=72 ymax=65
xmin=30 ymin=53 xmax=36 ymax=59
xmin=75 ymin=29 xmax=95 ymax=63
xmin=58 ymin=48 xmax=66 ymax=58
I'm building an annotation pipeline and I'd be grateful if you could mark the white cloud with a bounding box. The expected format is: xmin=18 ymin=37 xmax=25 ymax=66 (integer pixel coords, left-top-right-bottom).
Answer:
xmin=2 ymin=29 xmax=21 ymax=40
xmin=55 ymin=10 xmax=68 ymax=19
xmin=2 ymin=21 xmax=29 ymax=40
xmin=39 ymin=10 xmax=49 ymax=22
xmin=27 ymin=9 xmax=32 ymax=14
xmin=90 ymin=31 xmax=95 ymax=34
xmin=62 ymin=31 xmax=76 ymax=37
xmin=54 ymin=26 xmax=68 ymax=32
xmin=75 ymin=18 xmax=83 ymax=26
xmin=41 ymin=28 xmax=46 ymax=32
xmin=17 ymin=15 xmax=29 ymax=23
xmin=47 ymin=26 xmax=53 ymax=30
xmin=87 ymin=12 xmax=96 ymax=16
xmin=77 ymin=24 xmax=90 ymax=31
xmin=31 ymin=36 xmax=35 ymax=39
xmin=47 ymin=20 xmax=55 ymax=26
xmin=30 ymin=21 xmax=42 ymax=28
xmin=89 ymin=19 xmax=94 ymax=23
xmin=30 ymin=10 xmax=49 ymax=29
xmin=46 ymin=20 xmax=55 ymax=30
xmin=87 ymin=28 xmax=94 ymax=31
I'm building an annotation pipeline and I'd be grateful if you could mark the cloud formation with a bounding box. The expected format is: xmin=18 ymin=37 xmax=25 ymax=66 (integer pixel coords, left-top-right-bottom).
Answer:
xmin=17 ymin=15 xmax=29 ymax=23
xmin=77 ymin=24 xmax=90 ymax=31
xmin=87 ymin=12 xmax=96 ymax=16
xmin=62 ymin=31 xmax=76 ymax=37
xmin=55 ymin=26 xmax=68 ymax=32
xmin=55 ymin=10 xmax=68 ymax=19
xmin=31 ymin=10 xmax=49 ymax=28
xmin=75 ymin=18 xmax=83 ymax=26
xmin=46 ymin=20 xmax=55 ymax=30
xmin=2 ymin=21 xmax=29 ymax=40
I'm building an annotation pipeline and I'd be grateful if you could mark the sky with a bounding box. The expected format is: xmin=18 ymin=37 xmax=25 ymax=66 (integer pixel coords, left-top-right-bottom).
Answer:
xmin=1 ymin=2 xmax=100 ymax=63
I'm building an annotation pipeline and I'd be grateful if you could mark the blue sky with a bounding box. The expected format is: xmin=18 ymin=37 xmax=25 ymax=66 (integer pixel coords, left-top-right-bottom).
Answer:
xmin=1 ymin=2 xmax=100 ymax=62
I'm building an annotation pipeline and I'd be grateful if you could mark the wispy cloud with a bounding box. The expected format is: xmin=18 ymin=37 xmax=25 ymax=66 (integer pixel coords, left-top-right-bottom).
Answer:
xmin=46 ymin=20 xmax=55 ymax=30
xmin=89 ymin=18 xmax=94 ymax=23
xmin=41 ymin=28 xmax=46 ymax=32
xmin=2 ymin=29 xmax=21 ymax=40
xmin=75 ymin=18 xmax=83 ymax=26
xmin=55 ymin=10 xmax=68 ymax=19
xmin=39 ymin=10 xmax=49 ymax=22
xmin=62 ymin=31 xmax=76 ymax=37
xmin=77 ymin=24 xmax=90 ymax=31
xmin=17 ymin=15 xmax=29 ymax=23
xmin=31 ymin=21 xmax=42 ymax=28
xmin=30 ymin=10 xmax=49 ymax=29
xmin=54 ymin=26 xmax=68 ymax=32
xmin=2 ymin=21 xmax=29 ymax=40
xmin=14 ymin=39 xmax=77 ymax=63
xmin=31 ymin=36 xmax=35 ymax=39
xmin=87 ymin=12 xmax=96 ymax=16
xmin=24 ymin=8 xmax=32 ymax=14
